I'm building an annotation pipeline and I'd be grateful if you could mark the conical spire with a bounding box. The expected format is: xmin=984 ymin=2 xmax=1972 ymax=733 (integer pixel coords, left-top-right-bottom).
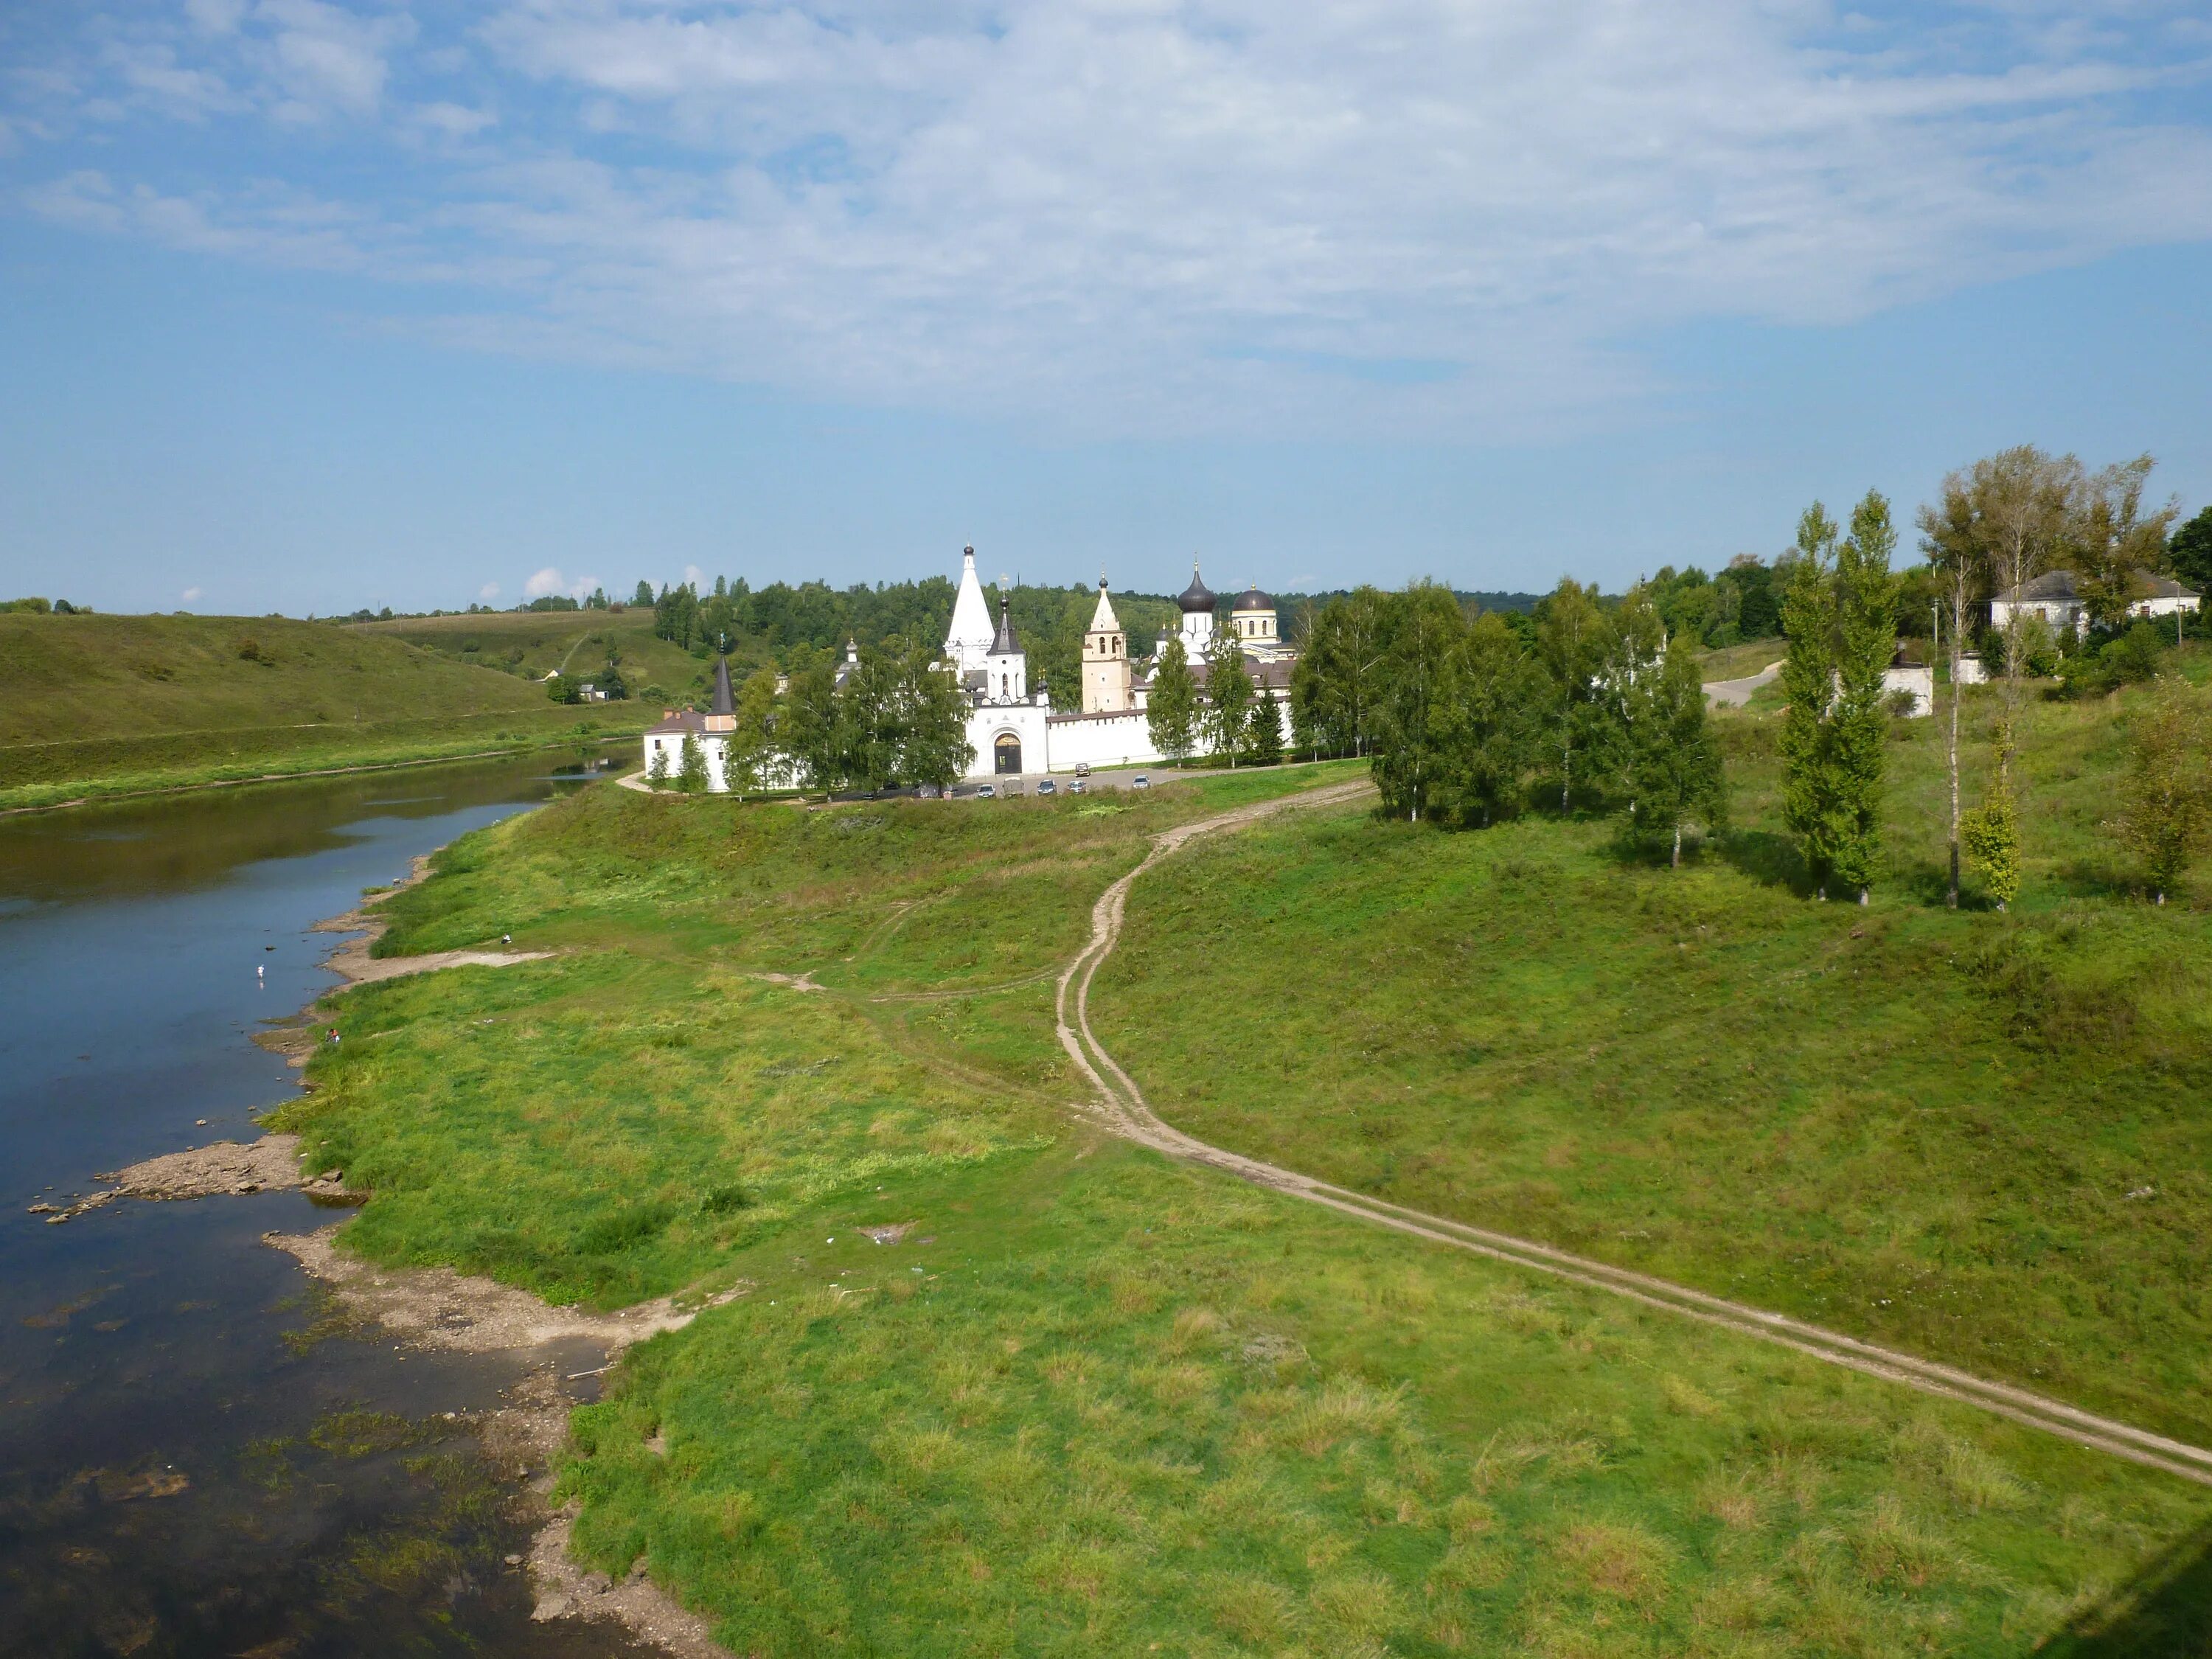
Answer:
xmin=1088 ymin=573 xmax=1121 ymax=635
xmin=710 ymin=652 xmax=735 ymax=717
xmin=991 ymin=591 xmax=1020 ymax=655
xmin=945 ymin=543 xmax=995 ymax=671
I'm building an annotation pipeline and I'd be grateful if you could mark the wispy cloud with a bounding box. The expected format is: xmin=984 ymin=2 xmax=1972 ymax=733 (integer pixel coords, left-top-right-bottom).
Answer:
xmin=10 ymin=1 xmax=2212 ymax=437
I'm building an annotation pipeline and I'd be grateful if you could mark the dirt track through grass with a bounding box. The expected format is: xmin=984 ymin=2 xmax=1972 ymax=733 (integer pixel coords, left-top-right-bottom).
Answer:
xmin=1055 ymin=779 xmax=2212 ymax=1489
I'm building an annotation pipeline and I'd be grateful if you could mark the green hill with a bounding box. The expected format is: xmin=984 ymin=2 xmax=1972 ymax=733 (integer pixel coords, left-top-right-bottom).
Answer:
xmin=0 ymin=612 xmax=644 ymax=810
xmin=348 ymin=610 xmax=714 ymax=706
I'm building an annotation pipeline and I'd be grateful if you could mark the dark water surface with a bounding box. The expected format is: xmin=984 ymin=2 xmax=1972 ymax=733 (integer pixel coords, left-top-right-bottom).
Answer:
xmin=0 ymin=755 xmax=650 ymax=1658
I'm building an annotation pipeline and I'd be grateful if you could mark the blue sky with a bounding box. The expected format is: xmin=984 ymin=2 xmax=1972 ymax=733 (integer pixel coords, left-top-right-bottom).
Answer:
xmin=4 ymin=1 xmax=2211 ymax=616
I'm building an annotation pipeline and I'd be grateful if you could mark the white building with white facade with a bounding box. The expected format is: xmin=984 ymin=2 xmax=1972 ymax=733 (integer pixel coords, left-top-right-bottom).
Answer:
xmin=1991 ymin=568 xmax=2202 ymax=638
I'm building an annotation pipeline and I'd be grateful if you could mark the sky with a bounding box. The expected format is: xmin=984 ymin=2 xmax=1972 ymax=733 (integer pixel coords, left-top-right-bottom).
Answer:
xmin=3 ymin=1 xmax=2211 ymax=617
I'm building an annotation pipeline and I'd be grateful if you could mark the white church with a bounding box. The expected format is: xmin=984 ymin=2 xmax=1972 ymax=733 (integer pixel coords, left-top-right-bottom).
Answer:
xmin=939 ymin=546 xmax=1294 ymax=779
xmin=643 ymin=546 xmax=1297 ymax=788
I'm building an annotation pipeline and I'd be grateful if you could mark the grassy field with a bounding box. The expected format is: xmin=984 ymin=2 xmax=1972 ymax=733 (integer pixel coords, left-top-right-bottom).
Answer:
xmin=267 ymin=752 xmax=2212 ymax=1655
xmin=1091 ymin=667 xmax=2212 ymax=1449
xmin=0 ymin=612 xmax=647 ymax=809
xmin=349 ymin=610 xmax=717 ymax=706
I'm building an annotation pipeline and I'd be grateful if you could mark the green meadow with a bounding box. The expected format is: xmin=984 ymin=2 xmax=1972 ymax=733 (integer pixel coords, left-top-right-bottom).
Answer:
xmin=271 ymin=722 xmax=2212 ymax=1655
xmin=1092 ymin=670 xmax=2212 ymax=1450
xmin=0 ymin=611 xmax=643 ymax=809
xmin=349 ymin=608 xmax=714 ymax=705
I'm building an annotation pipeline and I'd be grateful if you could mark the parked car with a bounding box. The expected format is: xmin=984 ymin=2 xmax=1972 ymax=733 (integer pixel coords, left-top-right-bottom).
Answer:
xmin=1037 ymin=779 xmax=1057 ymax=796
xmin=1004 ymin=782 xmax=1024 ymax=797
xmin=1132 ymin=774 xmax=1150 ymax=789
xmin=917 ymin=783 xmax=943 ymax=799
xmin=1074 ymin=762 xmax=1091 ymax=778
xmin=976 ymin=784 xmax=995 ymax=799
xmin=1069 ymin=779 xmax=1087 ymax=795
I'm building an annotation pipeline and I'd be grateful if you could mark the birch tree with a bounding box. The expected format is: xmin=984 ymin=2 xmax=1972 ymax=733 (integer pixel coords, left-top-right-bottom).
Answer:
xmin=1202 ymin=629 xmax=1254 ymax=764
xmin=1779 ymin=504 xmax=1843 ymax=897
xmin=1534 ymin=577 xmax=1607 ymax=811
xmin=1145 ymin=637 xmax=1199 ymax=765
xmin=1832 ymin=491 xmax=1899 ymax=903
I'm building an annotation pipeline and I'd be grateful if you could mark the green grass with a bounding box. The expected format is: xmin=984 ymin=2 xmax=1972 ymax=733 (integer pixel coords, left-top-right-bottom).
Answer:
xmin=1092 ymin=669 xmax=2212 ymax=1447
xmin=269 ymin=751 xmax=2212 ymax=1655
xmin=0 ymin=611 xmax=646 ymax=807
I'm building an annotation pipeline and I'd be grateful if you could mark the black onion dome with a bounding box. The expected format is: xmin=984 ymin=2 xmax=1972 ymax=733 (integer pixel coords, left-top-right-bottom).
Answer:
xmin=1231 ymin=585 xmax=1273 ymax=613
xmin=1177 ymin=563 xmax=1216 ymax=613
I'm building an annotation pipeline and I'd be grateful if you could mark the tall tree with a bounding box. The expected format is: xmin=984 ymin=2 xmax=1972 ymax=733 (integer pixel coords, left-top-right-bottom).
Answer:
xmin=1976 ymin=445 xmax=2081 ymax=721
xmin=1831 ymin=490 xmax=1900 ymax=903
xmin=676 ymin=732 xmax=709 ymax=795
xmin=1146 ymin=637 xmax=1199 ymax=765
xmin=779 ymin=646 xmax=846 ymax=797
xmin=632 ymin=580 xmax=655 ymax=608
xmin=1441 ymin=611 xmax=1540 ymax=827
xmin=1919 ymin=472 xmax=1987 ymax=908
xmin=1370 ymin=582 xmax=1467 ymax=822
xmin=2073 ymin=455 xmax=2178 ymax=631
xmin=2108 ymin=675 xmax=2212 ymax=905
xmin=1779 ymin=504 xmax=1843 ymax=897
xmin=1288 ymin=650 xmax=1328 ymax=759
xmin=840 ymin=643 xmax=905 ymax=793
xmin=1303 ymin=587 xmax=1392 ymax=756
xmin=900 ymin=644 xmax=977 ymax=789
xmin=727 ymin=667 xmax=780 ymax=798
xmin=1534 ymin=577 xmax=1607 ymax=810
xmin=1620 ymin=630 xmax=1726 ymax=866
xmin=2171 ymin=504 xmax=2212 ymax=596
xmin=1202 ymin=629 xmax=1254 ymax=764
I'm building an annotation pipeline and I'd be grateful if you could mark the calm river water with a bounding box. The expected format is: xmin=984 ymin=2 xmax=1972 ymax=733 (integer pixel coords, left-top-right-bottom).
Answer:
xmin=0 ymin=754 xmax=650 ymax=1658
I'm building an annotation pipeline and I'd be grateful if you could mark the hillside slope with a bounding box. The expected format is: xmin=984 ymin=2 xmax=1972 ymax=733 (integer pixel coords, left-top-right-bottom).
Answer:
xmin=349 ymin=611 xmax=714 ymax=705
xmin=0 ymin=613 xmax=641 ymax=807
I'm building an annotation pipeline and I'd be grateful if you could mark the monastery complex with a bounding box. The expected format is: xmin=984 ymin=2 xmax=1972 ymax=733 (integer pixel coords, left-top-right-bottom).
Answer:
xmin=646 ymin=546 xmax=1298 ymax=787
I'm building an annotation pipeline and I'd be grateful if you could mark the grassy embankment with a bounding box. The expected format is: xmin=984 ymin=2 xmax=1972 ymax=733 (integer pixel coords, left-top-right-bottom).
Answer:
xmin=1093 ymin=662 xmax=2212 ymax=1452
xmin=269 ymin=752 xmax=2212 ymax=1655
xmin=0 ymin=613 xmax=646 ymax=810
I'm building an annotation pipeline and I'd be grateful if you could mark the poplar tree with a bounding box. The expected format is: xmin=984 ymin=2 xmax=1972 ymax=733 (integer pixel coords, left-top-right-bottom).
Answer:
xmin=1203 ymin=630 xmax=1254 ymax=765
xmin=1145 ymin=637 xmax=1199 ymax=765
xmin=1779 ymin=504 xmax=1843 ymax=897
xmin=1831 ymin=491 xmax=1900 ymax=903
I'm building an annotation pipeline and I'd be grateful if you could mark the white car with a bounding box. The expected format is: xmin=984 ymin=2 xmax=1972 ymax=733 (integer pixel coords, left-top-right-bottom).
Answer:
xmin=1131 ymin=775 xmax=1150 ymax=789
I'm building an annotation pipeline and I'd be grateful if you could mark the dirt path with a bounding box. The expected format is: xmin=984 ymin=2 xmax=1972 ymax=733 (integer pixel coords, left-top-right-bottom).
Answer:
xmin=1703 ymin=661 xmax=1784 ymax=707
xmin=1054 ymin=779 xmax=2212 ymax=1489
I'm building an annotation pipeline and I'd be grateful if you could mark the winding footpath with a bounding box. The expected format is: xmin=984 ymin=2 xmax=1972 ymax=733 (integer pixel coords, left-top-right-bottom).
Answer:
xmin=1054 ymin=779 xmax=2212 ymax=1488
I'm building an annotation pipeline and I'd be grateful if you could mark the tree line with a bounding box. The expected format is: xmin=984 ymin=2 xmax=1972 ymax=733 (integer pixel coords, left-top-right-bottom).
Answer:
xmin=1281 ymin=577 xmax=1726 ymax=861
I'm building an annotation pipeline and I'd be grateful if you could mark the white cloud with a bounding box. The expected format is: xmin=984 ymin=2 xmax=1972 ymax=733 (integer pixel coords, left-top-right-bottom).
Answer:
xmin=181 ymin=585 xmax=204 ymax=602
xmin=522 ymin=566 xmax=599 ymax=599
xmin=683 ymin=564 xmax=707 ymax=588
xmin=17 ymin=1 xmax=2212 ymax=436
xmin=478 ymin=581 xmax=500 ymax=600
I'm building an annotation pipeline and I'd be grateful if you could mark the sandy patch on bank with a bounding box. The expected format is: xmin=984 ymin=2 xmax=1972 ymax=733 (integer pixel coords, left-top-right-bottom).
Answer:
xmin=268 ymin=1225 xmax=745 ymax=1656
xmin=32 ymin=1133 xmax=352 ymax=1222
xmin=313 ymin=855 xmax=552 ymax=987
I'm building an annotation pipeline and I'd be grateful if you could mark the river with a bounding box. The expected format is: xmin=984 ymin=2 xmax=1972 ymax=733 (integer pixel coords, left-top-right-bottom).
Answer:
xmin=0 ymin=753 xmax=651 ymax=1658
